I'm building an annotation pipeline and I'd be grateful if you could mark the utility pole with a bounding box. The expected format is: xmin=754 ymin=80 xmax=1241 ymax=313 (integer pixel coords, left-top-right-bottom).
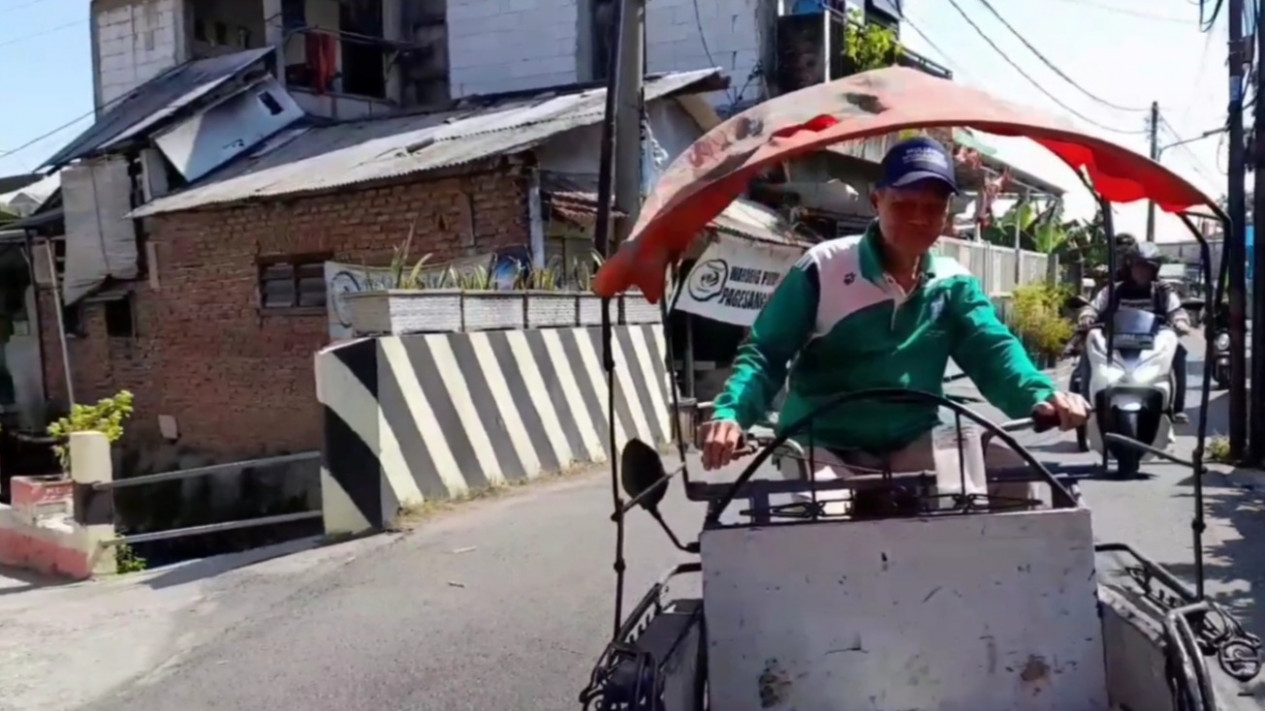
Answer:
xmin=1227 ymin=0 xmax=1249 ymax=460
xmin=1145 ymin=101 xmax=1160 ymax=242
xmin=1251 ymin=10 xmax=1265 ymax=463
xmin=612 ymin=0 xmax=646 ymax=248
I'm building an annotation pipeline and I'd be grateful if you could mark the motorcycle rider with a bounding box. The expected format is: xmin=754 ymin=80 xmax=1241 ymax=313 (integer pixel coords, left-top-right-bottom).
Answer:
xmin=1076 ymin=241 xmax=1192 ymax=423
xmin=699 ymin=137 xmax=1090 ymax=511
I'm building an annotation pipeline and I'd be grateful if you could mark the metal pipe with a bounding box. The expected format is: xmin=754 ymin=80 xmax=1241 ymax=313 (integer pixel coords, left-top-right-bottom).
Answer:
xmin=1146 ymin=101 xmax=1159 ymax=242
xmin=95 ymin=451 xmax=320 ymax=490
xmin=42 ymin=240 xmax=74 ymax=406
xmin=21 ymin=233 xmax=49 ymax=420
xmin=100 ymin=511 xmax=322 ymax=546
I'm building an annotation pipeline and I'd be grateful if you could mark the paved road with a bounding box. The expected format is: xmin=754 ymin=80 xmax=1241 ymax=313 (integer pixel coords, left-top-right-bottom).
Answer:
xmin=4 ymin=342 xmax=1265 ymax=710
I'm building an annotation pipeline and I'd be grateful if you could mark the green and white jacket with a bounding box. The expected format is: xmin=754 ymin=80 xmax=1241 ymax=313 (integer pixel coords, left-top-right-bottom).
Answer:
xmin=711 ymin=223 xmax=1056 ymax=453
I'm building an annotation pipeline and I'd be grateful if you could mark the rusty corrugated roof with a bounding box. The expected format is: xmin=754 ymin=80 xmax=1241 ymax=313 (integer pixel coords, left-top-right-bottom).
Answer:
xmin=131 ymin=69 xmax=726 ymax=217
xmin=41 ymin=47 xmax=276 ymax=171
xmin=539 ymin=171 xmax=814 ymax=247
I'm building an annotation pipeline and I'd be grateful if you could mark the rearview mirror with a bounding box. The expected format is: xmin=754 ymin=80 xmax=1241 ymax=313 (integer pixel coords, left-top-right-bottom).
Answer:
xmin=620 ymin=439 xmax=669 ymax=511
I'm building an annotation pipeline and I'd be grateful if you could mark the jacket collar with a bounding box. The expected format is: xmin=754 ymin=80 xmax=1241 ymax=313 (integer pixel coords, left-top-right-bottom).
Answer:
xmin=858 ymin=220 xmax=938 ymax=285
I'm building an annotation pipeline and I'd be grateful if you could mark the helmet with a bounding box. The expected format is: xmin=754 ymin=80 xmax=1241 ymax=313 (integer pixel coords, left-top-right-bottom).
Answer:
xmin=1129 ymin=242 xmax=1163 ymax=274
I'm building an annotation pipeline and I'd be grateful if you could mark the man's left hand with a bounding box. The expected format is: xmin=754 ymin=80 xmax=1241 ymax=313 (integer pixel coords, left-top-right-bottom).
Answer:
xmin=1034 ymin=391 xmax=1091 ymax=431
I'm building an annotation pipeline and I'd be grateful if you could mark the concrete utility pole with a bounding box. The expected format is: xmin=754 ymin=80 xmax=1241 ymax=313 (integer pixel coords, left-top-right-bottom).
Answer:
xmin=612 ymin=0 xmax=646 ymax=248
xmin=1227 ymin=0 xmax=1249 ymax=459
xmin=1251 ymin=8 xmax=1265 ymax=463
xmin=1145 ymin=101 xmax=1159 ymax=242
xmin=1143 ymin=100 xmax=1158 ymax=240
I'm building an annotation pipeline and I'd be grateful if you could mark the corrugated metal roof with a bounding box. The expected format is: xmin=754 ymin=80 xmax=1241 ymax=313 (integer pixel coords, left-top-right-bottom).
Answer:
xmin=131 ymin=69 xmax=724 ymax=218
xmin=710 ymin=199 xmax=816 ymax=248
xmin=41 ymin=47 xmax=275 ymax=171
xmin=537 ymin=171 xmax=813 ymax=247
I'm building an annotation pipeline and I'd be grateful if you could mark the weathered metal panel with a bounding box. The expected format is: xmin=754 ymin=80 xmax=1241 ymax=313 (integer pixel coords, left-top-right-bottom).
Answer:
xmin=42 ymin=47 xmax=276 ymax=170
xmin=700 ymin=508 xmax=1109 ymax=711
xmin=154 ymin=77 xmax=304 ymax=183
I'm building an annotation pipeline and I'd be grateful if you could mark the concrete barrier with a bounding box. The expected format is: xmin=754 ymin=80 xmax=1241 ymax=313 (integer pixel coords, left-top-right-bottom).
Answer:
xmin=0 ymin=431 xmax=117 ymax=579
xmin=316 ymin=325 xmax=672 ymax=534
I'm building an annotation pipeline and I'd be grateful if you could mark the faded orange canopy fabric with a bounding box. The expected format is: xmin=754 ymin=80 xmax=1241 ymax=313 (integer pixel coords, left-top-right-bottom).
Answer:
xmin=593 ymin=67 xmax=1215 ymax=302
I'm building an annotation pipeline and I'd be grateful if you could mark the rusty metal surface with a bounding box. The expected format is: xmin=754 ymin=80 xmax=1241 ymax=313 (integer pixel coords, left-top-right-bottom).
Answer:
xmin=131 ymin=69 xmax=724 ymax=218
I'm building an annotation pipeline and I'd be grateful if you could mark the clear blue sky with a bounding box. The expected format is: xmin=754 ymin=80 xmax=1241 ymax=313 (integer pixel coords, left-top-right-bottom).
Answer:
xmin=0 ymin=0 xmax=92 ymax=176
xmin=0 ymin=0 xmax=1239 ymax=243
xmin=902 ymin=0 xmax=1234 ymax=242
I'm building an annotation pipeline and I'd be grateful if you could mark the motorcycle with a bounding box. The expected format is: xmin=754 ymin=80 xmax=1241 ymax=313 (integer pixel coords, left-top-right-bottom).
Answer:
xmin=1084 ymin=307 xmax=1178 ymax=477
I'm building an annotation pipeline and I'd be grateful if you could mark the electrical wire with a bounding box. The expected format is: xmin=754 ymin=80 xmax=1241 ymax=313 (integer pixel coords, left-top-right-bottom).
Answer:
xmin=0 ymin=109 xmax=94 ymax=160
xmin=1159 ymin=116 xmax=1226 ymax=184
xmin=944 ymin=0 xmax=1148 ymax=135
xmin=689 ymin=0 xmax=738 ymax=105
xmin=0 ymin=18 xmax=86 ymax=50
xmin=902 ymin=13 xmax=973 ymax=81
xmin=1043 ymin=0 xmax=1190 ymax=24
xmin=0 ymin=0 xmax=62 ymax=16
xmin=1201 ymin=0 xmax=1226 ymax=32
xmin=971 ymin=0 xmax=1148 ymax=112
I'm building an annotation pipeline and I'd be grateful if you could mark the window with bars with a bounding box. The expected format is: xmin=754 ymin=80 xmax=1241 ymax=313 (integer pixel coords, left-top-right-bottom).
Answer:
xmin=258 ymin=257 xmax=329 ymax=311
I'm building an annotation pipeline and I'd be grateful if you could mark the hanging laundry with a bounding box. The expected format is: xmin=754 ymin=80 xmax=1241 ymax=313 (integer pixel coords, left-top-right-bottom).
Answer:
xmin=306 ymin=32 xmax=337 ymax=94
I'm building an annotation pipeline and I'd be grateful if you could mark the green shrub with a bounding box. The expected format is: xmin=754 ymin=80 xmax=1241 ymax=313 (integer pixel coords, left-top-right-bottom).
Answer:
xmin=1009 ymin=283 xmax=1075 ymax=363
xmin=46 ymin=390 xmax=135 ymax=469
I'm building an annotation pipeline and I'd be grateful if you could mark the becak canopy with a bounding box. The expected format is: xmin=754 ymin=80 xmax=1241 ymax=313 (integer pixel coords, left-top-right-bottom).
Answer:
xmin=593 ymin=67 xmax=1215 ymax=302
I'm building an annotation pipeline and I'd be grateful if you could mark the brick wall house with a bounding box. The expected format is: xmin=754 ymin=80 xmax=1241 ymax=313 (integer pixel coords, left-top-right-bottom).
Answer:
xmin=39 ymin=165 xmax=528 ymax=461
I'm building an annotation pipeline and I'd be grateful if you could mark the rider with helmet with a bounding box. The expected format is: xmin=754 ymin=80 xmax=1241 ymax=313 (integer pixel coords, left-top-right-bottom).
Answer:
xmin=1075 ymin=241 xmax=1192 ymax=423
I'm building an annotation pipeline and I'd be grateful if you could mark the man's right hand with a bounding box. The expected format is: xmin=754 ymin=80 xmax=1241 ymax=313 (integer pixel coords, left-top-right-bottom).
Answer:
xmin=701 ymin=420 xmax=745 ymax=471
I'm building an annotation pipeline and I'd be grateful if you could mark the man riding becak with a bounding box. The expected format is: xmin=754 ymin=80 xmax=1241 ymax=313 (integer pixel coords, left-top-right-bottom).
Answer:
xmin=700 ymin=137 xmax=1090 ymax=510
xmin=1075 ymin=241 xmax=1192 ymax=423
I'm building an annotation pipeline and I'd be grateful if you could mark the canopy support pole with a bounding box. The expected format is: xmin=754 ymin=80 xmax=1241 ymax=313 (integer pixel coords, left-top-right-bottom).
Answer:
xmin=592 ymin=0 xmax=629 ymax=637
xmin=1177 ymin=211 xmax=1219 ymax=601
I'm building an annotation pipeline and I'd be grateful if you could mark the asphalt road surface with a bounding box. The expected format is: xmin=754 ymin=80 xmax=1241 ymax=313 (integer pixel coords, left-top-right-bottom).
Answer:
xmin=5 ymin=340 xmax=1265 ymax=711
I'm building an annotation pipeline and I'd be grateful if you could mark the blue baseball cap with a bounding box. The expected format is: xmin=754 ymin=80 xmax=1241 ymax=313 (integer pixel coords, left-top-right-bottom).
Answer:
xmin=877 ymin=136 xmax=958 ymax=193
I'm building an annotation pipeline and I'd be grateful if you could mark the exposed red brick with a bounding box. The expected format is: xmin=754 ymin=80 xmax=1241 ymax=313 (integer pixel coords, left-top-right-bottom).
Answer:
xmin=39 ymin=169 xmax=531 ymax=460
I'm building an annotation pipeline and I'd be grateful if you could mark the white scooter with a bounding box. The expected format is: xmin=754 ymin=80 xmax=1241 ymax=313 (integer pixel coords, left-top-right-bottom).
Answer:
xmin=1082 ymin=307 xmax=1178 ymax=477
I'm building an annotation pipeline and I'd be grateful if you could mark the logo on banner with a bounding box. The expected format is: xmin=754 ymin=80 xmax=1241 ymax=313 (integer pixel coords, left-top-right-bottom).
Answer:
xmin=329 ymin=271 xmax=363 ymax=328
xmin=686 ymin=259 xmax=728 ymax=302
xmin=685 ymin=257 xmax=785 ymax=311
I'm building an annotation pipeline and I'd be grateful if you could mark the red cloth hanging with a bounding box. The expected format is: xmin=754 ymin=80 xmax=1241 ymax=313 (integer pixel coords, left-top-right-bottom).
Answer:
xmin=305 ymin=32 xmax=337 ymax=94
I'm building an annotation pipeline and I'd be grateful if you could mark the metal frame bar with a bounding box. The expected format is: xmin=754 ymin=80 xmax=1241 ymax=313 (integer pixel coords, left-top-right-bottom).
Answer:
xmin=95 ymin=451 xmax=320 ymax=491
xmin=83 ymin=452 xmax=322 ymax=548
xmin=101 ymin=511 xmax=322 ymax=547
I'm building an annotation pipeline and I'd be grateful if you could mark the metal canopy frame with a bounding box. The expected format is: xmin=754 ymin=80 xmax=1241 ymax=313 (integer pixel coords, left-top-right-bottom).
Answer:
xmin=582 ymin=0 xmax=1253 ymax=706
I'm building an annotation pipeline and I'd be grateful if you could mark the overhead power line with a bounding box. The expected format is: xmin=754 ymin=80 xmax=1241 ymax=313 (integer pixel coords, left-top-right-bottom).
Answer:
xmin=0 ymin=110 xmax=94 ymax=161
xmin=901 ymin=14 xmax=971 ymax=81
xmin=971 ymin=0 xmax=1148 ymax=112
xmin=943 ymin=0 xmax=1148 ymax=135
xmin=1045 ymin=0 xmax=1190 ymax=24
xmin=0 ymin=18 xmax=86 ymax=50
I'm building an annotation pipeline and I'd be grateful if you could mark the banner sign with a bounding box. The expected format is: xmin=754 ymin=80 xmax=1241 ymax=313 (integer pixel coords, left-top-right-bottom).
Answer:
xmin=673 ymin=236 xmax=804 ymax=327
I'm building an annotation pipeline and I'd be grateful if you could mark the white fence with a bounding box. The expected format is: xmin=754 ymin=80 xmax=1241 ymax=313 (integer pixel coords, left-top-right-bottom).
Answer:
xmin=932 ymin=236 xmax=1054 ymax=297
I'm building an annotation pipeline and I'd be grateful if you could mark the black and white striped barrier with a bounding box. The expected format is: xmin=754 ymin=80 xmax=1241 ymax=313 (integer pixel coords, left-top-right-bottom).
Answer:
xmin=315 ymin=325 xmax=673 ymax=534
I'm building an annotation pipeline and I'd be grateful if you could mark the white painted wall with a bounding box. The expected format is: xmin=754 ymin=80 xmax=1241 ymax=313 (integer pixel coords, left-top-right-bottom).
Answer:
xmin=446 ymin=0 xmax=580 ymax=97
xmin=445 ymin=0 xmax=766 ymax=105
xmin=95 ymin=0 xmax=188 ymax=111
xmin=536 ymin=99 xmax=703 ymax=184
xmin=645 ymin=0 xmax=763 ymax=106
